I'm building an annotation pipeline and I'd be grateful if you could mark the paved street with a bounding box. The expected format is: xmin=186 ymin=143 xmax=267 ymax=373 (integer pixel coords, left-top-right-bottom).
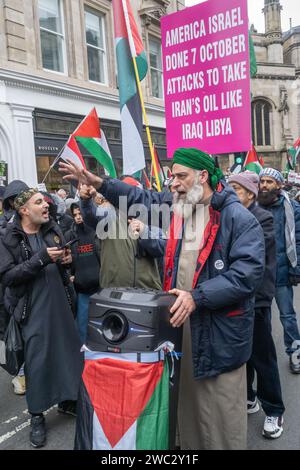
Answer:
xmin=1 ymin=290 xmax=300 ymax=451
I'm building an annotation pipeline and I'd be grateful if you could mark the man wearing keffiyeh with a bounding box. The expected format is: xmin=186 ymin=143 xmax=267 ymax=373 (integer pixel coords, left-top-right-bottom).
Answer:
xmin=60 ymin=147 xmax=266 ymax=450
xmin=258 ymin=168 xmax=300 ymax=374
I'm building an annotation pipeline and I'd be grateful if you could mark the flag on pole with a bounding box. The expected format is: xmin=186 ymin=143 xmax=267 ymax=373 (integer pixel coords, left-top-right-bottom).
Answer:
xmin=47 ymin=135 xmax=86 ymax=185
xmin=259 ymin=155 xmax=265 ymax=167
xmin=293 ymin=137 xmax=300 ymax=163
xmin=249 ymin=31 xmax=257 ymax=78
xmin=243 ymin=144 xmax=262 ymax=174
xmin=57 ymin=135 xmax=86 ymax=169
xmin=73 ymin=108 xmax=117 ymax=178
xmin=150 ymin=145 xmax=165 ymax=189
xmin=75 ymin=355 xmax=169 ymax=450
xmin=287 ymin=138 xmax=300 ymax=171
xmin=141 ymin=169 xmax=152 ymax=189
xmin=112 ymin=0 xmax=147 ymax=176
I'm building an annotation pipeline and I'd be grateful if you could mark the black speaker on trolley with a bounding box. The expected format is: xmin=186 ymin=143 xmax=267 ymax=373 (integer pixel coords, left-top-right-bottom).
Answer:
xmin=87 ymin=287 xmax=182 ymax=353
xmin=86 ymin=287 xmax=183 ymax=450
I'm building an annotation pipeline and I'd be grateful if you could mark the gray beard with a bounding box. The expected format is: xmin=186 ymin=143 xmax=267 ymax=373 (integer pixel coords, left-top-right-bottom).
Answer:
xmin=173 ymin=183 xmax=204 ymax=219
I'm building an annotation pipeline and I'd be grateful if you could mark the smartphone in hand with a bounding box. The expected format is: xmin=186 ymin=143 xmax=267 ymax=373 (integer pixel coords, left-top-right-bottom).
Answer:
xmin=58 ymin=238 xmax=79 ymax=249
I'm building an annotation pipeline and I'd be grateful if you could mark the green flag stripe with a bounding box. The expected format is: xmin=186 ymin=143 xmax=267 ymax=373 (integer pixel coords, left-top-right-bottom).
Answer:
xmin=136 ymin=50 xmax=148 ymax=81
xmin=76 ymin=136 xmax=117 ymax=178
xmin=249 ymin=32 xmax=257 ymax=78
xmin=116 ymin=38 xmax=137 ymax=109
xmin=245 ymin=161 xmax=262 ymax=175
xmin=136 ymin=362 xmax=169 ymax=450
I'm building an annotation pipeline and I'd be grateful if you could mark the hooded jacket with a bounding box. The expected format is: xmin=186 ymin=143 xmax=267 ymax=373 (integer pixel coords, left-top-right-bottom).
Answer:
xmin=65 ymin=222 xmax=100 ymax=295
xmin=0 ymin=180 xmax=29 ymax=238
xmin=0 ymin=215 xmax=72 ymax=323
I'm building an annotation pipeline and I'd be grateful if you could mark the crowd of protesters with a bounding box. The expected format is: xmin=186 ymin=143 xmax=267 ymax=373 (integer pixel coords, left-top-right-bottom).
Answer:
xmin=0 ymin=148 xmax=300 ymax=450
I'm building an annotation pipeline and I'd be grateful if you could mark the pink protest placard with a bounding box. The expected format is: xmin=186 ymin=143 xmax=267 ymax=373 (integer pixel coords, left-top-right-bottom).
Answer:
xmin=161 ymin=0 xmax=251 ymax=158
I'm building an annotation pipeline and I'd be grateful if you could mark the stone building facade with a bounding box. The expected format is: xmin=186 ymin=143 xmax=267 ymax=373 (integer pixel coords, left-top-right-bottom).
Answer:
xmin=250 ymin=0 xmax=300 ymax=170
xmin=0 ymin=0 xmax=184 ymax=188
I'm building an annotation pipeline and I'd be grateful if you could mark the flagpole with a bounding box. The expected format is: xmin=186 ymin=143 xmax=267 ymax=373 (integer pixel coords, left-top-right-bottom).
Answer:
xmin=41 ymin=143 xmax=66 ymax=184
xmin=121 ymin=0 xmax=162 ymax=192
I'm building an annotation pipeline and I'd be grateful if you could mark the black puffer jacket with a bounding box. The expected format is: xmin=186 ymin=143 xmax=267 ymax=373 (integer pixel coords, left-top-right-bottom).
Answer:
xmin=0 ymin=216 xmax=71 ymax=323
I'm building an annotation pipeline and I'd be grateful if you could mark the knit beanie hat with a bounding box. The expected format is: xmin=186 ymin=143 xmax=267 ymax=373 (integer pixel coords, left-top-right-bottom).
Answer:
xmin=172 ymin=148 xmax=223 ymax=190
xmin=259 ymin=167 xmax=284 ymax=184
xmin=228 ymin=171 xmax=259 ymax=197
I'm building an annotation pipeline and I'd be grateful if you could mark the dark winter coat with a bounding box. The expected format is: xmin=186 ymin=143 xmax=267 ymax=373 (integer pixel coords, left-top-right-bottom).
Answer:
xmin=0 ymin=181 xmax=29 ymax=335
xmin=248 ymin=202 xmax=276 ymax=307
xmin=56 ymin=213 xmax=73 ymax=235
xmin=65 ymin=222 xmax=100 ymax=295
xmin=0 ymin=216 xmax=72 ymax=322
xmin=259 ymin=196 xmax=300 ymax=286
xmin=0 ymin=215 xmax=83 ymax=413
xmin=98 ymin=178 xmax=265 ymax=379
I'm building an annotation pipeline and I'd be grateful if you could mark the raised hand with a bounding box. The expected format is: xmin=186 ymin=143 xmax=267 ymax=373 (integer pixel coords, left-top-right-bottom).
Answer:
xmin=59 ymin=159 xmax=103 ymax=189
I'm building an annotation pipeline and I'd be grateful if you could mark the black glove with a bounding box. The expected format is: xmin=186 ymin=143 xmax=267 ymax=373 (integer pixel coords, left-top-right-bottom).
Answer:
xmin=289 ymin=275 xmax=300 ymax=286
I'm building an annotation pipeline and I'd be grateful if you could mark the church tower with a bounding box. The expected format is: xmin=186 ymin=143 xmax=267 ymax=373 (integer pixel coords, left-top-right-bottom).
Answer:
xmin=263 ymin=0 xmax=283 ymax=63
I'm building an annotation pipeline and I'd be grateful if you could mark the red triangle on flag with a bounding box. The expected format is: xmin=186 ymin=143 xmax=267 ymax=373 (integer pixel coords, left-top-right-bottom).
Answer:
xmin=293 ymin=137 xmax=300 ymax=149
xmin=73 ymin=108 xmax=101 ymax=139
xmin=244 ymin=144 xmax=259 ymax=166
xmin=82 ymin=358 xmax=164 ymax=448
xmin=259 ymin=155 xmax=265 ymax=167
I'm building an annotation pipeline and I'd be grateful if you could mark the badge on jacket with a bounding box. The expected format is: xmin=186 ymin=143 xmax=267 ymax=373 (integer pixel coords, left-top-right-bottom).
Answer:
xmin=215 ymin=260 xmax=224 ymax=270
xmin=54 ymin=235 xmax=60 ymax=245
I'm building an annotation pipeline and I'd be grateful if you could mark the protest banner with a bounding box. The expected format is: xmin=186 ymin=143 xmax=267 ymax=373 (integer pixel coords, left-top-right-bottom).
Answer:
xmin=161 ymin=0 xmax=251 ymax=157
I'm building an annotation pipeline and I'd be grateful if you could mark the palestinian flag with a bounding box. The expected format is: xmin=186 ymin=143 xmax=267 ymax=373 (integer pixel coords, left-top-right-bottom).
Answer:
xmin=141 ymin=169 xmax=152 ymax=189
xmin=75 ymin=355 xmax=169 ymax=450
xmin=54 ymin=135 xmax=86 ymax=170
xmin=150 ymin=145 xmax=165 ymax=189
xmin=259 ymin=155 xmax=265 ymax=167
xmin=112 ymin=0 xmax=147 ymax=176
xmin=73 ymin=108 xmax=117 ymax=178
xmin=243 ymin=144 xmax=262 ymax=174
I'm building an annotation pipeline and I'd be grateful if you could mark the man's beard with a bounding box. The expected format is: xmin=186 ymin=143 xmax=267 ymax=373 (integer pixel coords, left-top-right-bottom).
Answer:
xmin=257 ymin=188 xmax=280 ymax=206
xmin=173 ymin=183 xmax=204 ymax=219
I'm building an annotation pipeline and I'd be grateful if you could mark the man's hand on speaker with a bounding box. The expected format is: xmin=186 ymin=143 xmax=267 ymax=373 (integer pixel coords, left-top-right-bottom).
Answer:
xmin=169 ymin=289 xmax=196 ymax=328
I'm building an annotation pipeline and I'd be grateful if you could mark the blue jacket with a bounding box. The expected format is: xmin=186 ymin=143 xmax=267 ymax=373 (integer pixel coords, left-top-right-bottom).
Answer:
xmin=260 ymin=196 xmax=300 ymax=286
xmin=99 ymin=179 xmax=265 ymax=379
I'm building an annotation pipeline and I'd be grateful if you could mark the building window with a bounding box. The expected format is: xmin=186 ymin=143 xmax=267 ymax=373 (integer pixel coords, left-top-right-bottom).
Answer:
xmin=149 ymin=37 xmax=163 ymax=99
xmin=252 ymin=100 xmax=271 ymax=146
xmin=85 ymin=8 xmax=107 ymax=84
xmin=38 ymin=0 xmax=66 ymax=73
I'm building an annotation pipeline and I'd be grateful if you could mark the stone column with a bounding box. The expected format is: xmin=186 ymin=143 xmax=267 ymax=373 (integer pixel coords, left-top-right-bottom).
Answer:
xmin=9 ymin=104 xmax=37 ymax=186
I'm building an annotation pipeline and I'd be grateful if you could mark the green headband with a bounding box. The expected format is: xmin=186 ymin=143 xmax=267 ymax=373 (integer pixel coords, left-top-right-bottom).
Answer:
xmin=14 ymin=188 xmax=39 ymax=211
xmin=172 ymin=148 xmax=223 ymax=190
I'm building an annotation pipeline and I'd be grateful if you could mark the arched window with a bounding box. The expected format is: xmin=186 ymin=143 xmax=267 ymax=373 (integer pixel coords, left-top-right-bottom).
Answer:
xmin=252 ymin=100 xmax=272 ymax=146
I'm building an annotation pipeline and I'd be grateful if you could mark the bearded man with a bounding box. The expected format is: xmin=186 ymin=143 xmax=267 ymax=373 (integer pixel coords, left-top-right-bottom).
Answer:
xmin=59 ymin=148 xmax=265 ymax=450
xmin=258 ymin=168 xmax=300 ymax=374
xmin=0 ymin=189 xmax=82 ymax=448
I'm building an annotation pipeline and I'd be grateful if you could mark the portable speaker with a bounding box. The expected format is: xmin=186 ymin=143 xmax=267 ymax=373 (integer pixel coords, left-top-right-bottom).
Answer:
xmin=87 ymin=287 xmax=182 ymax=353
